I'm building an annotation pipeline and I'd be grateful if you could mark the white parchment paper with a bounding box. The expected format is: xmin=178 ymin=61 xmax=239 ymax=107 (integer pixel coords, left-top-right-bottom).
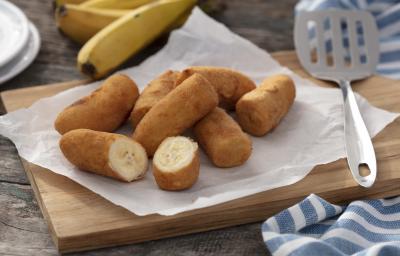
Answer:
xmin=0 ymin=8 xmax=398 ymax=216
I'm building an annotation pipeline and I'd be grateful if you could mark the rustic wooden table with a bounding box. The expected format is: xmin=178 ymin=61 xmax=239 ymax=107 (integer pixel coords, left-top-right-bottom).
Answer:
xmin=0 ymin=0 xmax=297 ymax=255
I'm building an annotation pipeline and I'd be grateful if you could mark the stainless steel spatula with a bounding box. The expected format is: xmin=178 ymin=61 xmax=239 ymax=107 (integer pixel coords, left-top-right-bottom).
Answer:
xmin=294 ymin=10 xmax=379 ymax=187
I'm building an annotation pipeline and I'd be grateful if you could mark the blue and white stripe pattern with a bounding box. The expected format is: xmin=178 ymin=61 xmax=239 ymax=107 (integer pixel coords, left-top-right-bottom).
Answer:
xmin=296 ymin=0 xmax=400 ymax=79
xmin=262 ymin=194 xmax=400 ymax=255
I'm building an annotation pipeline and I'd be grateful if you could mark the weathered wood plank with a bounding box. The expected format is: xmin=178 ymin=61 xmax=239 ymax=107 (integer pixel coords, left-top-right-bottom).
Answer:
xmin=0 ymin=182 xmax=57 ymax=256
xmin=65 ymin=223 xmax=267 ymax=256
xmin=0 ymin=137 xmax=28 ymax=184
xmin=214 ymin=0 xmax=297 ymax=50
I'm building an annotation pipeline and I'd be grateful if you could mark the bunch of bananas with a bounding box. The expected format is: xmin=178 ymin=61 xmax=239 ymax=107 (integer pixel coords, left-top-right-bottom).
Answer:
xmin=55 ymin=0 xmax=196 ymax=79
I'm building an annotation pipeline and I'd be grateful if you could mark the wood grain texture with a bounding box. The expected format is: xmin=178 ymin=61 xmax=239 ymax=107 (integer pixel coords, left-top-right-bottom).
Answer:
xmin=0 ymin=138 xmax=28 ymax=184
xmin=2 ymin=51 xmax=400 ymax=253
xmin=0 ymin=0 xmax=298 ymax=255
xmin=0 ymin=182 xmax=57 ymax=256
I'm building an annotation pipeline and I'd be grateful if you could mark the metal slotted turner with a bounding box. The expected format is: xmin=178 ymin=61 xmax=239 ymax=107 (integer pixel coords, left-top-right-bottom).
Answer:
xmin=294 ymin=10 xmax=380 ymax=188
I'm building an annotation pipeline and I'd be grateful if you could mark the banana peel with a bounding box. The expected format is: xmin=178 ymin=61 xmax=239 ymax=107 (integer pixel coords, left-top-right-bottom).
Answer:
xmin=54 ymin=0 xmax=88 ymax=8
xmin=56 ymin=4 xmax=129 ymax=44
xmin=80 ymin=0 xmax=155 ymax=9
xmin=78 ymin=0 xmax=196 ymax=79
xmin=56 ymin=3 xmax=189 ymax=45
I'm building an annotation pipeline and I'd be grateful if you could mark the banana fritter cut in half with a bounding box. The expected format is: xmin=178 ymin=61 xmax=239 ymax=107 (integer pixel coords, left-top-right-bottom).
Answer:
xmin=152 ymin=136 xmax=199 ymax=191
xmin=60 ymin=129 xmax=148 ymax=182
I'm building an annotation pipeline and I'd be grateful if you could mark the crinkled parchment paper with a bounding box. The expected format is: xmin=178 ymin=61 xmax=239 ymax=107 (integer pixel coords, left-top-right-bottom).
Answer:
xmin=0 ymin=8 xmax=398 ymax=215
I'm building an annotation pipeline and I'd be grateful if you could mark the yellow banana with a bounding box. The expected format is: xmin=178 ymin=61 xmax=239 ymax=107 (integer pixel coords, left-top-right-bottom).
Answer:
xmin=56 ymin=4 xmax=189 ymax=45
xmin=80 ymin=0 xmax=155 ymax=9
xmin=174 ymin=11 xmax=190 ymax=27
xmin=78 ymin=0 xmax=196 ymax=79
xmin=55 ymin=4 xmax=129 ymax=44
xmin=54 ymin=0 xmax=88 ymax=8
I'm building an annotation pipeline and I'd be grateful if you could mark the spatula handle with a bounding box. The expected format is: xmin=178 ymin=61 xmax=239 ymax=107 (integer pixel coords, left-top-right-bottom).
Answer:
xmin=339 ymin=80 xmax=377 ymax=188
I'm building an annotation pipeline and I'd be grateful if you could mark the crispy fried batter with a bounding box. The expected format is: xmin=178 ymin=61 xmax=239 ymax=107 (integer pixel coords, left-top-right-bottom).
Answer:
xmin=132 ymin=73 xmax=218 ymax=156
xmin=194 ymin=107 xmax=252 ymax=167
xmin=236 ymin=74 xmax=296 ymax=136
xmin=176 ymin=66 xmax=256 ymax=110
xmin=130 ymin=70 xmax=180 ymax=128
xmin=59 ymin=129 xmax=148 ymax=182
xmin=55 ymin=74 xmax=139 ymax=134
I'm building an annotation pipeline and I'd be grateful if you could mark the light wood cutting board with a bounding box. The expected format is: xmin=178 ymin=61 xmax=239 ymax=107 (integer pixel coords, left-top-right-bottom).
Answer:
xmin=1 ymin=51 xmax=400 ymax=253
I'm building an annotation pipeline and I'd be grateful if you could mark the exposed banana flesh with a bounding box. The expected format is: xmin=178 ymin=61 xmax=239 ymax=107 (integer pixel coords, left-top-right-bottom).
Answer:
xmin=60 ymin=129 xmax=148 ymax=182
xmin=81 ymin=0 xmax=155 ymax=9
xmin=77 ymin=0 xmax=196 ymax=79
xmin=152 ymin=136 xmax=200 ymax=190
xmin=56 ymin=4 xmax=129 ymax=44
xmin=153 ymin=136 xmax=197 ymax=172
xmin=108 ymin=138 xmax=149 ymax=182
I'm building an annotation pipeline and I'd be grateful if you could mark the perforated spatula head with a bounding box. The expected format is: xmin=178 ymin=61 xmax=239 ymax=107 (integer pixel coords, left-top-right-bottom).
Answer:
xmin=294 ymin=10 xmax=380 ymax=188
xmin=294 ymin=10 xmax=379 ymax=82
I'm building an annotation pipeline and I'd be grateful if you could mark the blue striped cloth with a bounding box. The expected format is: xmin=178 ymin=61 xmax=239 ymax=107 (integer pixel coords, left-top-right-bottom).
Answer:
xmin=296 ymin=0 xmax=400 ymax=79
xmin=261 ymin=194 xmax=400 ymax=255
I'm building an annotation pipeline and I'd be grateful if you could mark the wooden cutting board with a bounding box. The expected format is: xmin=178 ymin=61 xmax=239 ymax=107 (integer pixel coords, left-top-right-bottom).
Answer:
xmin=1 ymin=51 xmax=400 ymax=253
